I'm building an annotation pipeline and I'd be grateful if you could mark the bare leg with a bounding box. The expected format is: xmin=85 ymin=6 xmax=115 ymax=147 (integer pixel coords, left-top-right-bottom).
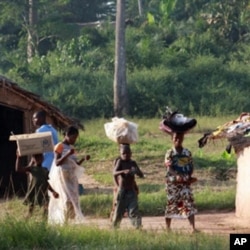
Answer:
xmin=188 ymin=214 xmax=196 ymax=232
xmin=165 ymin=218 xmax=171 ymax=230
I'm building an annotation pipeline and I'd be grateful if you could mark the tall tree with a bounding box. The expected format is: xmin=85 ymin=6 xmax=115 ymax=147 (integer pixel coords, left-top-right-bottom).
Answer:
xmin=113 ymin=0 xmax=128 ymax=116
xmin=138 ymin=0 xmax=143 ymax=16
xmin=27 ymin=0 xmax=38 ymax=62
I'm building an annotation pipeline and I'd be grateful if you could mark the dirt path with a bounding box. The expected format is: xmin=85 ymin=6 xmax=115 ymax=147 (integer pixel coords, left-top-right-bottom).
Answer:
xmin=84 ymin=209 xmax=250 ymax=234
xmin=84 ymin=212 xmax=250 ymax=234
xmin=78 ymin=174 xmax=250 ymax=234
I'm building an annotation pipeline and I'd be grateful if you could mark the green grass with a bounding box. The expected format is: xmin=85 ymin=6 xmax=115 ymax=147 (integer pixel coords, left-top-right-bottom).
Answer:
xmin=77 ymin=116 xmax=237 ymax=162
xmin=0 ymin=217 xmax=228 ymax=250
xmin=80 ymin=187 xmax=236 ymax=217
xmin=195 ymin=186 xmax=236 ymax=211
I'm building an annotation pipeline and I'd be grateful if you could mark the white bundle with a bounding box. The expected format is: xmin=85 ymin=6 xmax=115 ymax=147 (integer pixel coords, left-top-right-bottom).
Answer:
xmin=104 ymin=117 xmax=138 ymax=144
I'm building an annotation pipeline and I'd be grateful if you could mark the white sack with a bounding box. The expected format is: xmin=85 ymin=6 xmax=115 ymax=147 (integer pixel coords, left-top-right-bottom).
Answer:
xmin=104 ymin=117 xmax=138 ymax=144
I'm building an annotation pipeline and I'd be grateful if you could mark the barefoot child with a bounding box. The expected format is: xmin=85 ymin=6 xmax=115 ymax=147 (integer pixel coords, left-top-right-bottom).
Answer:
xmin=110 ymin=157 xmax=139 ymax=221
xmin=111 ymin=144 xmax=144 ymax=229
xmin=16 ymin=153 xmax=59 ymax=218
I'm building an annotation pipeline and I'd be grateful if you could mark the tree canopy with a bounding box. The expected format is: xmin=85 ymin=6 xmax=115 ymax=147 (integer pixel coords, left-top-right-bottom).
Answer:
xmin=0 ymin=0 xmax=250 ymax=119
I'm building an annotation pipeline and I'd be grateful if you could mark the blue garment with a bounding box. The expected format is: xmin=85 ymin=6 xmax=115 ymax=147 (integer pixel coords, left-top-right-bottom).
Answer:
xmin=36 ymin=124 xmax=59 ymax=171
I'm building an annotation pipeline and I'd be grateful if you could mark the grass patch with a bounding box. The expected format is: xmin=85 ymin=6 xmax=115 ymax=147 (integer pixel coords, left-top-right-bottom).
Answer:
xmin=79 ymin=186 xmax=236 ymax=217
xmin=0 ymin=216 xmax=228 ymax=250
xmin=81 ymin=193 xmax=113 ymax=217
xmin=195 ymin=186 xmax=236 ymax=211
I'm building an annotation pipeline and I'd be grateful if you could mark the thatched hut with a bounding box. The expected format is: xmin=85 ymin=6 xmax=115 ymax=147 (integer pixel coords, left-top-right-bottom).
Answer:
xmin=0 ymin=75 xmax=82 ymax=198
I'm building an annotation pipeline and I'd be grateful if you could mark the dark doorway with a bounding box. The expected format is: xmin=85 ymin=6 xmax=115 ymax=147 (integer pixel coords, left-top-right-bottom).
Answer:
xmin=0 ymin=105 xmax=27 ymax=198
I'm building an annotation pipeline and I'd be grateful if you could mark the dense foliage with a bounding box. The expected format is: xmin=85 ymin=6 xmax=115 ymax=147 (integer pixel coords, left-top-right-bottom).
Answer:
xmin=0 ymin=0 xmax=250 ymax=119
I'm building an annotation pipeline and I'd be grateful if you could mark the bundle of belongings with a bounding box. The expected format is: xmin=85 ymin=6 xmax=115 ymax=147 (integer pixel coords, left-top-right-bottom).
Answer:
xmin=159 ymin=106 xmax=197 ymax=134
xmin=104 ymin=117 xmax=138 ymax=144
xmin=198 ymin=112 xmax=250 ymax=153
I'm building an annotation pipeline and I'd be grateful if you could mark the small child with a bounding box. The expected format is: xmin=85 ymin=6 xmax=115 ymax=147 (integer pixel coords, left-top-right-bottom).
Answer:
xmin=16 ymin=153 xmax=59 ymax=218
xmin=111 ymin=144 xmax=144 ymax=229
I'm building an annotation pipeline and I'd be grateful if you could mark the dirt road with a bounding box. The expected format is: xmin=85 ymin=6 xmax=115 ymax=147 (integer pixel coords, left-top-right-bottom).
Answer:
xmin=84 ymin=211 xmax=250 ymax=234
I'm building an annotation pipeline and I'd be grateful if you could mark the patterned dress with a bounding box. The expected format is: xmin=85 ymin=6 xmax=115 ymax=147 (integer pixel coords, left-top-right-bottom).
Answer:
xmin=165 ymin=147 xmax=197 ymax=219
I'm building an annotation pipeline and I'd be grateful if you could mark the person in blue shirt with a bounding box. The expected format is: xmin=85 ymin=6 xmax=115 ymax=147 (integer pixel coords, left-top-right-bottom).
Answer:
xmin=32 ymin=110 xmax=59 ymax=171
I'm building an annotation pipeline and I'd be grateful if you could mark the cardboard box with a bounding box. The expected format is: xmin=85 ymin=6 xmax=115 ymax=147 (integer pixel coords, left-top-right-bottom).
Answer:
xmin=9 ymin=132 xmax=54 ymax=156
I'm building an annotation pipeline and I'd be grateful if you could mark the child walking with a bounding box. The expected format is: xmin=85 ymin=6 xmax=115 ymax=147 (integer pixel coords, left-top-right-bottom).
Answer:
xmin=15 ymin=153 xmax=59 ymax=219
xmin=111 ymin=144 xmax=144 ymax=229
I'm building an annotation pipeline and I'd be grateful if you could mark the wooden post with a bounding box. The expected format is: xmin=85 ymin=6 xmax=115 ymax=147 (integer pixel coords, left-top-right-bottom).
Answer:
xmin=113 ymin=0 xmax=128 ymax=117
xmin=236 ymin=146 xmax=250 ymax=218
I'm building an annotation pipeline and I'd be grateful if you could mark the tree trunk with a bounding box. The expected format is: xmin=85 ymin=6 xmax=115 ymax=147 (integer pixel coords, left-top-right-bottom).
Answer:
xmin=113 ymin=0 xmax=128 ymax=117
xmin=138 ymin=0 xmax=143 ymax=16
xmin=27 ymin=0 xmax=37 ymax=62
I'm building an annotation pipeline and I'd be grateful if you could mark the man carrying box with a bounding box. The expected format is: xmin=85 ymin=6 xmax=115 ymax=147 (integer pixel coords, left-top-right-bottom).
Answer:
xmin=32 ymin=110 xmax=59 ymax=171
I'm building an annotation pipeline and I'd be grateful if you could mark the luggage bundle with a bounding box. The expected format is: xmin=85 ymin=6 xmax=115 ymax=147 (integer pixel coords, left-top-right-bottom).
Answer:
xmin=104 ymin=117 xmax=138 ymax=144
